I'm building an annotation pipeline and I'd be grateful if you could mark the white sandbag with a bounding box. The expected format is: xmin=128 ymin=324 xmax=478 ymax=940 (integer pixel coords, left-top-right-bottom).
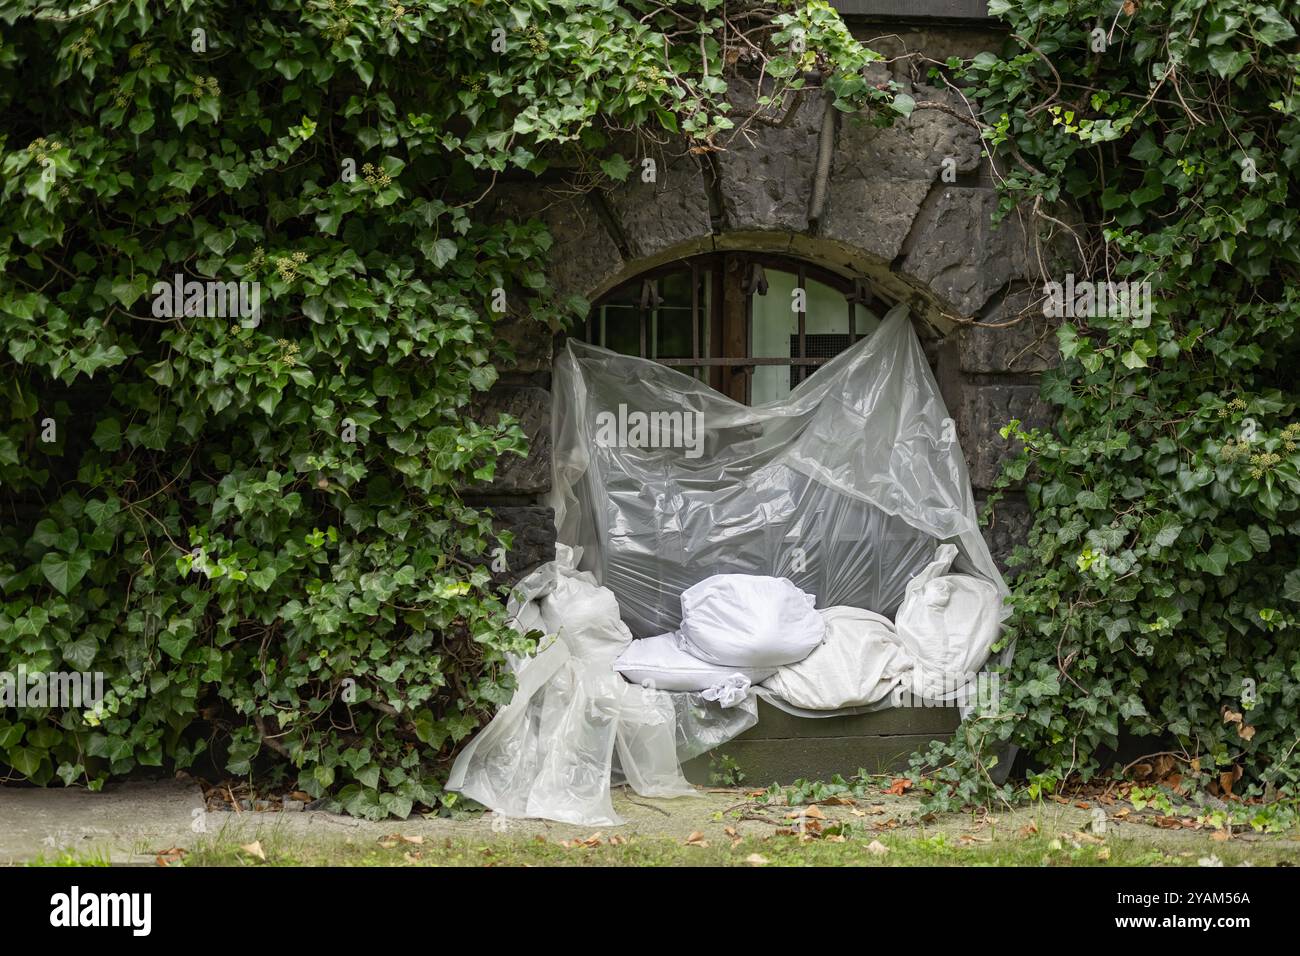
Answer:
xmin=761 ymin=606 xmax=910 ymax=710
xmin=893 ymin=544 xmax=1003 ymax=700
xmin=613 ymin=632 xmax=775 ymax=693
xmin=676 ymin=574 xmax=824 ymax=667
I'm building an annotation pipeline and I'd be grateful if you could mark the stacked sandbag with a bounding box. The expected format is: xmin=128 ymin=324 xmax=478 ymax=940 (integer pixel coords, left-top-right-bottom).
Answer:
xmin=676 ymin=575 xmax=825 ymax=667
xmin=761 ymin=606 xmax=909 ymax=710
xmin=891 ymin=544 xmax=1004 ymax=700
xmin=613 ymin=575 xmax=825 ymax=703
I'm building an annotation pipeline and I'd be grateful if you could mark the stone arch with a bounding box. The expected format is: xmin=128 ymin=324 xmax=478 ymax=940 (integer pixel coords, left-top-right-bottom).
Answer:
xmin=479 ymin=75 xmax=1060 ymax=574
xmin=491 ymin=75 xmax=1038 ymax=344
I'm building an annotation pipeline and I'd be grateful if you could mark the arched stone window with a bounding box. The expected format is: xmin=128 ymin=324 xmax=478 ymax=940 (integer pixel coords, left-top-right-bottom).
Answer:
xmin=587 ymin=253 xmax=891 ymax=405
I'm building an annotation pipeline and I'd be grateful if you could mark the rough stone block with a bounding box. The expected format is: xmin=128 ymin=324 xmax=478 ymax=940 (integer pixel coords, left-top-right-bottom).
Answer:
xmin=958 ymin=383 xmax=1054 ymax=490
xmin=487 ymin=184 xmax=624 ymax=306
xmin=976 ymin=493 xmax=1034 ymax=573
xmin=960 ymin=285 xmax=1061 ymax=374
xmin=493 ymin=312 xmax=553 ymax=374
xmin=901 ymin=187 xmax=1032 ymax=317
xmin=601 ymin=138 xmax=713 ymax=262
xmin=485 ymin=505 xmax=556 ymax=581
xmin=465 ymin=386 xmax=551 ymax=496
xmin=714 ymin=79 xmax=825 ymax=234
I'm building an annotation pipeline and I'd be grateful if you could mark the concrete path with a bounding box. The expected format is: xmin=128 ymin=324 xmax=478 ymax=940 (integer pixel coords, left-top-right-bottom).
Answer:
xmin=3 ymin=778 xmax=1298 ymax=865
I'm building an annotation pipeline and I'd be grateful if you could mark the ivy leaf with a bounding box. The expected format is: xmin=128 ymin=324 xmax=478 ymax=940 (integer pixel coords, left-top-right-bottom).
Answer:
xmin=890 ymin=92 xmax=915 ymax=117
xmin=40 ymin=550 xmax=91 ymax=595
xmin=1207 ymin=47 xmax=1252 ymax=78
xmin=600 ymin=154 xmax=632 ymax=182
xmin=422 ymin=238 xmax=458 ymax=269
xmin=62 ymin=635 xmax=99 ymax=671
xmin=1250 ymin=7 xmax=1296 ymax=45
xmin=1153 ymin=522 xmax=1183 ymax=548
xmin=1283 ymin=570 xmax=1300 ymax=604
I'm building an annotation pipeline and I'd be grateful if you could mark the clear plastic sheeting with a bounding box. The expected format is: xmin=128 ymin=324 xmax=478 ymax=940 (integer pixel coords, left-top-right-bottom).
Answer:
xmin=446 ymin=547 xmax=697 ymax=826
xmin=451 ymin=304 xmax=1012 ymax=825
xmin=550 ymin=304 xmax=1008 ymax=643
xmin=672 ymin=691 xmax=760 ymax=763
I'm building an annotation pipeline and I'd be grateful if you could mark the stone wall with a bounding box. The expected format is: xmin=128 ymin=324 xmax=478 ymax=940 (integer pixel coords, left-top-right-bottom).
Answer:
xmin=468 ymin=22 xmax=1059 ymax=580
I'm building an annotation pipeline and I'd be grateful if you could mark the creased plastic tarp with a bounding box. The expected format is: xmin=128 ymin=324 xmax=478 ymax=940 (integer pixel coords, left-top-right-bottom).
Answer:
xmin=446 ymin=546 xmax=699 ymax=826
xmin=550 ymin=304 xmax=1009 ymax=672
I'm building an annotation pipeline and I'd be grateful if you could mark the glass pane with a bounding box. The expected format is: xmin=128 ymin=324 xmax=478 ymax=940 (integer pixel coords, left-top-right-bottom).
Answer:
xmin=751 ymin=270 xmax=854 ymax=403
xmin=654 ymin=308 xmax=695 ymax=359
xmin=602 ymin=304 xmax=641 ymax=356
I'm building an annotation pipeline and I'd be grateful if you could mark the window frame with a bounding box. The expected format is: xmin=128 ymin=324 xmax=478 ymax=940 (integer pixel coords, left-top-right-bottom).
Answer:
xmin=587 ymin=252 xmax=889 ymax=404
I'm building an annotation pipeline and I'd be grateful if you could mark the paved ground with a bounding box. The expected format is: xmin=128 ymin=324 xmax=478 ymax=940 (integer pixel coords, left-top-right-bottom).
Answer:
xmin=3 ymin=777 xmax=1299 ymax=865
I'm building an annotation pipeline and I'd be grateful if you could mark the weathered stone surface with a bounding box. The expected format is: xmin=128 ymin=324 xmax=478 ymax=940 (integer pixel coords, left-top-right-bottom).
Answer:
xmin=961 ymin=285 xmax=1061 ymax=374
xmin=821 ymin=84 xmax=980 ymax=264
xmin=487 ymin=184 xmax=624 ymax=305
xmin=486 ymin=505 xmax=556 ymax=580
xmin=846 ymin=84 xmax=983 ymax=180
xmin=465 ymin=386 xmax=551 ymax=496
xmin=958 ymin=383 xmax=1054 ymax=490
xmin=821 ymin=175 xmax=931 ymax=264
xmin=901 ymin=187 xmax=1031 ymax=317
xmin=714 ymin=79 xmax=825 ymax=234
xmin=976 ymin=493 xmax=1034 ymax=573
xmin=601 ymin=138 xmax=713 ymax=262
xmin=493 ymin=312 xmax=553 ymax=374
xmin=855 ymin=27 xmax=1007 ymax=68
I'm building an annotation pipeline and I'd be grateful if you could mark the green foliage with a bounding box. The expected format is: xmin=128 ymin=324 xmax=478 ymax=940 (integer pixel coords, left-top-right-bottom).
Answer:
xmin=707 ymin=751 xmax=745 ymax=787
xmin=914 ymin=0 xmax=1300 ymax=808
xmin=0 ymin=1 xmax=886 ymax=817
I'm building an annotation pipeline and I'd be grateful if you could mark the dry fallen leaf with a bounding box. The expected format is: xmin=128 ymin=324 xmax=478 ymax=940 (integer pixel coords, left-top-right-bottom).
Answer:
xmin=240 ymin=840 xmax=266 ymax=861
xmin=1222 ymin=707 xmax=1243 ymax=725
xmin=1237 ymin=723 xmax=1256 ymax=741
xmin=884 ymin=778 xmax=912 ymax=796
xmin=403 ymin=851 xmax=422 ymax=863
xmin=724 ymin=826 xmax=738 ymax=839
xmin=865 ymin=840 xmax=889 ymax=856
xmin=818 ymin=796 xmax=855 ymax=806
xmin=400 ymin=834 xmax=424 ymax=845
xmin=154 ymin=847 xmax=186 ymax=867
xmin=377 ymin=835 xmax=400 ymax=849
xmin=685 ymin=831 xmax=709 ymax=848
xmin=1212 ymin=827 xmax=1233 ymax=842
xmin=745 ymin=853 xmax=769 ymax=866
xmin=1097 ymin=846 xmax=1111 ymax=860
xmin=609 ymin=834 xmax=626 ymax=846
xmin=1017 ymin=821 xmax=1039 ymax=838
xmin=785 ymin=805 xmax=825 ymax=820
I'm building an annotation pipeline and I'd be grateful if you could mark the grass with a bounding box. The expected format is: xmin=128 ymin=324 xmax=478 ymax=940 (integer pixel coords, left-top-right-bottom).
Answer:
xmin=25 ymin=849 xmax=112 ymax=867
xmin=179 ymin=829 xmax=1300 ymax=868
